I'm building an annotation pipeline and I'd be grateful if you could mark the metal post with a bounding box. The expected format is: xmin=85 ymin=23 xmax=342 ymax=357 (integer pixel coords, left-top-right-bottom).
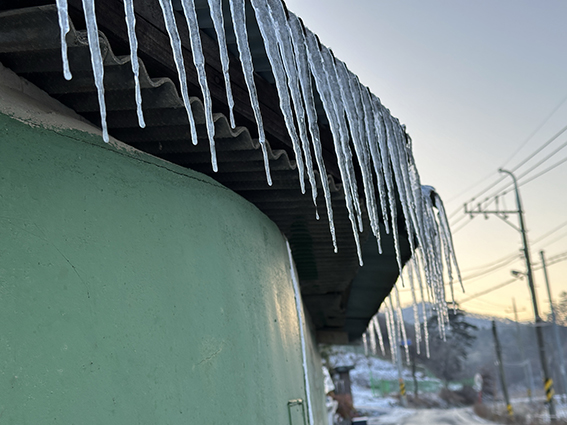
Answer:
xmin=493 ymin=321 xmax=513 ymax=418
xmin=499 ymin=169 xmax=556 ymax=420
xmin=541 ymin=250 xmax=567 ymax=400
xmin=513 ymin=298 xmax=534 ymax=402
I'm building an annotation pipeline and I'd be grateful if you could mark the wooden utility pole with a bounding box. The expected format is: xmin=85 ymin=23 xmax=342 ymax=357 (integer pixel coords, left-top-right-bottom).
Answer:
xmin=492 ymin=321 xmax=513 ymax=418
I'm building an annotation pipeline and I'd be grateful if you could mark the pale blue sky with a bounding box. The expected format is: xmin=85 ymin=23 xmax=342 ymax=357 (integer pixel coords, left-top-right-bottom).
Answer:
xmin=285 ymin=0 xmax=567 ymax=320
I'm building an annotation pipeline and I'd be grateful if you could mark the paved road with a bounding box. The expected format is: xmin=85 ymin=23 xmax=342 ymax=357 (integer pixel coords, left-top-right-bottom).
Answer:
xmin=366 ymin=407 xmax=494 ymax=425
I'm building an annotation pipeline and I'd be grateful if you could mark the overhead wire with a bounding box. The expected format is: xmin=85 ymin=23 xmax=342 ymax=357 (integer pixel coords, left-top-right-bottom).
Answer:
xmin=517 ymin=154 xmax=567 ymax=188
xmin=501 ymin=92 xmax=567 ymax=168
xmin=478 ymin=129 xmax=567 ymax=203
xmin=446 ymin=93 xmax=567 ymax=213
xmin=458 ymin=253 xmax=567 ymax=305
xmin=448 ymin=122 xmax=567 ymax=222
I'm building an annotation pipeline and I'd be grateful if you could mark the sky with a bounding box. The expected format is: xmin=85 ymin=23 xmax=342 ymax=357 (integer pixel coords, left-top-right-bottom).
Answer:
xmin=284 ymin=0 xmax=567 ymax=322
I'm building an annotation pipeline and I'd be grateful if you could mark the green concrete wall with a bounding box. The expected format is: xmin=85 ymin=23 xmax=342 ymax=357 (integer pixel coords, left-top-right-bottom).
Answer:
xmin=0 ymin=111 xmax=325 ymax=424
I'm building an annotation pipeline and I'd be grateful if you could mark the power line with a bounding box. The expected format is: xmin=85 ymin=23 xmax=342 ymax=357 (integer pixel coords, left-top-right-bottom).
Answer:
xmin=461 ymin=251 xmax=520 ymax=273
xmin=517 ymin=154 xmax=567 ymax=188
xmin=537 ymin=230 xmax=567 ymax=250
xmin=458 ymin=254 xmax=567 ymax=304
xmin=451 ymin=123 xmax=567 ymax=220
xmin=480 ymin=131 xmax=567 ymax=204
xmin=501 ymin=92 xmax=567 ymax=168
xmin=532 ymin=219 xmax=567 ymax=244
xmin=459 ymin=278 xmax=517 ymax=304
xmin=510 ymin=123 xmax=567 ymax=173
xmin=461 ymin=254 xmax=521 ymax=282
xmin=446 ymin=93 xmax=567 ymax=211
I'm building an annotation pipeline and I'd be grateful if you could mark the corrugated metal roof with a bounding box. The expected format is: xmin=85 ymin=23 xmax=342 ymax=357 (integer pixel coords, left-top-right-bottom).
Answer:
xmin=0 ymin=3 xmax=412 ymax=342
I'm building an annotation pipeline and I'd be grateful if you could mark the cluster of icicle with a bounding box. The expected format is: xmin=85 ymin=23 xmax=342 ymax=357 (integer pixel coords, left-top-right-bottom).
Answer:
xmin=362 ymin=186 xmax=463 ymax=366
xmin=55 ymin=0 xmax=463 ymax=354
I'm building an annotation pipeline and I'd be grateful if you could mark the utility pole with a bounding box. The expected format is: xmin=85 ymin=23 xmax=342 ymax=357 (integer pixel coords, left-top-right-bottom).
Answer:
xmin=492 ymin=321 xmax=513 ymax=418
xmin=512 ymin=298 xmax=534 ymax=402
xmin=541 ymin=250 xmax=567 ymax=401
xmin=466 ymin=169 xmax=556 ymax=421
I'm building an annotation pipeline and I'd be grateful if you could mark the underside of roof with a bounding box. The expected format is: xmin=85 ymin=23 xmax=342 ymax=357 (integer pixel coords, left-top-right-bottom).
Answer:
xmin=0 ymin=1 xmax=414 ymax=343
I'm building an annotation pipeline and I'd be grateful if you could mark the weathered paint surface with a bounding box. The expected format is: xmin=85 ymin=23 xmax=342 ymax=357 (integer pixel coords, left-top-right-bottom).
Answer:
xmin=0 ymin=111 xmax=325 ymax=424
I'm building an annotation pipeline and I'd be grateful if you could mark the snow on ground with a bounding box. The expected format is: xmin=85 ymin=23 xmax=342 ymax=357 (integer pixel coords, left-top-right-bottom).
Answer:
xmin=325 ymin=345 xmax=440 ymax=389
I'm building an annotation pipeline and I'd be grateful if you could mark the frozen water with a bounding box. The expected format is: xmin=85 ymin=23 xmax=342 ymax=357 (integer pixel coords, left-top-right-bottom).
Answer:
xmin=250 ymin=0 xmax=306 ymax=193
xmin=56 ymin=0 xmax=72 ymax=80
xmin=266 ymin=0 xmax=318 ymax=212
xmin=157 ymin=0 xmax=199 ymax=145
xmin=372 ymin=315 xmax=386 ymax=357
xmin=304 ymin=28 xmax=363 ymax=264
xmin=406 ymin=261 xmax=422 ymax=354
xmin=368 ymin=316 xmax=377 ymax=355
xmin=207 ymin=0 xmax=236 ymax=128
xmin=81 ymin=0 xmax=108 ymax=142
xmin=123 ymin=0 xmax=145 ymax=128
xmin=66 ymin=0 xmax=465 ymax=347
xmin=335 ymin=60 xmax=382 ymax=251
xmin=179 ymin=0 xmax=218 ymax=171
xmin=228 ymin=0 xmax=272 ymax=185
xmin=288 ymin=13 xmax=337 ymax=251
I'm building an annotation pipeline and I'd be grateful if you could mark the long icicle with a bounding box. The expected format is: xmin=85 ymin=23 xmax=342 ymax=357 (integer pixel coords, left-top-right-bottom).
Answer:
xmin=289 ymin=13 xmax=337 ymax=251
xmin=372 ymin=315 xmax=386 ymax=357
xmin=123 ymin=0 xmax=145 ymax=128
xmin=82 ymin=0 xmax=109 ymax=142
xmin=227 ymin=0 xmax=272 ymax=185
xmin=406 ymin=260 xmax=422 ymax=355
xmin=56 ymin=0 xmax=72 ymax=80
xmin=304 ymin=28 xmax=363 ymax=264
xmin=207 ymin=0 xmax=236 ymax=129
xmin=250 ymin=0 xmax=306 ymax=193
xmin=180 ymin=0 xmax=218 ymax=171
xmin=157 ymin=0 xmax=199 ymax=145
xmin=267 ymin=0 xmax=318 ymax=212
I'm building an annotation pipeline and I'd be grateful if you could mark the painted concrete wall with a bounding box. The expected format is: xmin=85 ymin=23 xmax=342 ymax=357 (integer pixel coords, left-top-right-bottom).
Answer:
xmin=0 ymin=85 xmax=325 ymax=423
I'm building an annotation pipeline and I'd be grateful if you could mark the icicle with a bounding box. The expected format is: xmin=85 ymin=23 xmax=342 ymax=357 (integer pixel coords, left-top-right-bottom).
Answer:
xmin=368 ymin=317 xmax=377 ymax=355
xmin=381 ymin=109 xmax=416 ymax=261
xmin=335 ymin=59 xmax=382 ymax=252
xmin=123 ymin=0 xmax=145 ymax=128
xmin=406 ymin=260 xmax=421 ymax=355
xmin=250 ymin=0 xmax=306 ymax=193
xmin=384 ymin=305 xmax=396 ymax=364
xmin=394 ymin=286 xmax=410 ymax=365
xmin=304 ymin=28 xmax=363 ymax=264
xmin=371 ymin=97 xmax=403 ymax=273
xmin=227 ymin=0 xmax=272 ymax=185
xmin=56 ymin=0 xmax=72 ymax=80
xmin=179 ymin=0 xmax=218 ymax=171
xmin=320 ymin=46 xmax=364 ymax=234
xmin=288 ymin=13 xmax=337 ymax=251
xmin=82 ymin=0 xmax=109 ymax=142
xmin=207 ymin=0 xmax=235 ymax=129
xmin=266 ymin=1 xmax=319 ymax=214
xmin=362 ymin=332 xmax=369 ymax=357
xmin=360 ymin=85 xmax=390 ymax=236
xmin=157 ymin=0 xmax=199 ymax=146
xmin=432 ymin=190 xmax=464 ymax=293
xmin=372 ymin=315 xmax=386 ymax=357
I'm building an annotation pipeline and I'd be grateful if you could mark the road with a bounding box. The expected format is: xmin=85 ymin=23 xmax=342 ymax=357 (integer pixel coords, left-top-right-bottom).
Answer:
xmin=366 ymin=407 xmax=494 ymax=425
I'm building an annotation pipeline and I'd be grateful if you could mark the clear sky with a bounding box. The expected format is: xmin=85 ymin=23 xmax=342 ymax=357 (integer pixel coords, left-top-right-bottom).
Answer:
xmin=284 ymin=0 xmax=567 ymax=322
